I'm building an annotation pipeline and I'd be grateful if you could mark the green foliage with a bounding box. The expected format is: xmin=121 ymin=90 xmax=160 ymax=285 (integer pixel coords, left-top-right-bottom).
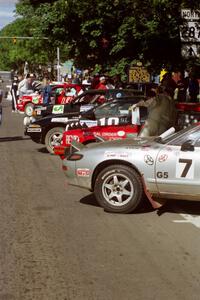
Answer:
xmin=0 ymin=0 xmax=199 ymax=76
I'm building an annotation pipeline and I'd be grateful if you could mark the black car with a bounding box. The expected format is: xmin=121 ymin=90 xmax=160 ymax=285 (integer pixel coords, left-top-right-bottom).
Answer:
xmin=25 ymin=96 xmax=147 ymax=154
xmin=23 ymin=88 xmax=144 ymax=126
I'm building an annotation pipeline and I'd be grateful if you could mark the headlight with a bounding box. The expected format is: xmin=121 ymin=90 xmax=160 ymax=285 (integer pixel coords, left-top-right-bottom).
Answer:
xmin=23 ymin=117 xmax=30 ymax=126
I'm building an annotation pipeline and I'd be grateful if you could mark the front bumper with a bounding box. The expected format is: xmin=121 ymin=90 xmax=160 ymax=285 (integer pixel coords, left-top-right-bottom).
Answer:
xmin=25 ymin=126 xmax=43 ymax=143
xmin=17 ymin=103 xmax=24 ymax=112
xmin=62 ymin=159 xmax=92 ymax=190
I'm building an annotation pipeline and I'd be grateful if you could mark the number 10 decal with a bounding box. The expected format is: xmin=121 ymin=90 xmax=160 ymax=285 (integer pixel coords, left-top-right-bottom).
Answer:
xmin=98 ymin=117 xmax=119 ymax=126
xmin=176 ymin=158 xmax=194 ymax=179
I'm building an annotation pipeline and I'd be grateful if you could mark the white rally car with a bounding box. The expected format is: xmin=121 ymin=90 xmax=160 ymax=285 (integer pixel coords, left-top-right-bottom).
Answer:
xmin=61 ymin=124 xmax=200 ymax=213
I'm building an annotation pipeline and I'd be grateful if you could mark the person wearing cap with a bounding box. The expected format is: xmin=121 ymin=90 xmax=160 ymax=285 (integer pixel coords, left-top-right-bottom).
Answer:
xmin=97 ymin=76 xmax=107 ymax=90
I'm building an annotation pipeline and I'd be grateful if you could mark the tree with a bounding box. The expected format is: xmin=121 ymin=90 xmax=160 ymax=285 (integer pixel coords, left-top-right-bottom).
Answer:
xmin=2 ymin=0 xmax=200 ymax=75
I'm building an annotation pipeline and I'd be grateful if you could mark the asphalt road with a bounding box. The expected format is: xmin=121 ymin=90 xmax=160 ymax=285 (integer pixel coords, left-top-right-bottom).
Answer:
xmin=1 ymin=99 xmax=200 ymax=300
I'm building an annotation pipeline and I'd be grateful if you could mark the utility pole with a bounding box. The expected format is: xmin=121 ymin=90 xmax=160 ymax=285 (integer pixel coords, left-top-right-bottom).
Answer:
xmin=57 ymin=47 xmax=60 ymax=82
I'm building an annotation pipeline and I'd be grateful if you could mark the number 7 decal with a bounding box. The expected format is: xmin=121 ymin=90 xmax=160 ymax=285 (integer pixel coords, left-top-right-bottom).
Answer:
xmin=178 ymin=158 xmax=192 ymax=178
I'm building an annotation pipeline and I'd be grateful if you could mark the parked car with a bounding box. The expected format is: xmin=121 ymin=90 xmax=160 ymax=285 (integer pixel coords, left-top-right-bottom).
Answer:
xmin=24 ymin=88 xmax=144 ymax=124
xmin=25 ymin=96 xmax=146 ymax=154
xmin=60 ymin=124 xmax=200 ymax=213
xmin=175 ymin=102 xmax=200 ymax=130
xmin=54 ymin=105 xmax=147 ymax=157
xmin=17 ymin=83 xmax=83 ymax=115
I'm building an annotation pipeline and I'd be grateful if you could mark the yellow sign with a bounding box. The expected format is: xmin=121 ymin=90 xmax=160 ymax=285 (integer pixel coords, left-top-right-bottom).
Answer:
xmin=159 ymin=68 xmax=167 ymax=82
xmin=128 ymin=66 xmax=150 ymax=83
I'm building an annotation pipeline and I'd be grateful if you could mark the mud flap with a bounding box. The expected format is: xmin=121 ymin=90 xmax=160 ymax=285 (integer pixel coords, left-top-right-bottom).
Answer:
xmin=141 ymin=175 xmax=166 ymax=209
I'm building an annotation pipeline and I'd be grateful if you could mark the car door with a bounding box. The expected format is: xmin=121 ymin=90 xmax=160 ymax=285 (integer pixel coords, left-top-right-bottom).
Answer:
xmin=155 ymin=129 xmax=200 ymax=198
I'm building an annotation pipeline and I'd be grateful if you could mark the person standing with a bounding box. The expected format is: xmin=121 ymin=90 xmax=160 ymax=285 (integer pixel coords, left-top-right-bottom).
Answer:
xmin=0 ymin=76 xmax=3 ymax=104
xmin=42 ymin=77 xmax=52 ymax=105
xmin=18 ymin=74 xmax=34 ymax=97
xmin=96 ymin=76 xmax=107 ymax=90
xmin=188 ymin=74 xmax=199 ymax=103
xmin=11 ymin=75 xmax=19 ymax=112
xmin=132 ymin=85 xmax=176 ymax=137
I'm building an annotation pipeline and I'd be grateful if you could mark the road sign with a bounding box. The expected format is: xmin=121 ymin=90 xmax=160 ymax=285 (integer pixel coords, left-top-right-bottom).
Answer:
xmin=180 ymin=9 xmax=200 ymax=59
xmin=181 ymin=9 xmax=200 ymax=21
xmin=128 ymin=66 xmax=150 ymax=83
xmin=181 ymin=44 xmax=200 ymax=58
xmin=180 ymin=21 xmax=200 ymax=42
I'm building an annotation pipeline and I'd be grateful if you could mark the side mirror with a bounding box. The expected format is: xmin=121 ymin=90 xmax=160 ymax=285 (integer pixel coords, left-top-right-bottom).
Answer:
xmin=181 ymin=140 xmax=194 ymax=152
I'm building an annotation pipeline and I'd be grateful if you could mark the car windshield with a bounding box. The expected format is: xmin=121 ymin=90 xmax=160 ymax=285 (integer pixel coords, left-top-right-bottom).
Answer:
xmin=73 ymin=93 xmax=104 ymax=104
xmin=94 ymin=101 xmax=134 ymax=118
xmin=158 ymin=125 xmax=200 ymax=145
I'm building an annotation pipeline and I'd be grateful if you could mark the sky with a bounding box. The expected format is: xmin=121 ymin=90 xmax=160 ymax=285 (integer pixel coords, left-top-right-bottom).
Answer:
xmin=0 ymin=0 xmax=18 ymax=30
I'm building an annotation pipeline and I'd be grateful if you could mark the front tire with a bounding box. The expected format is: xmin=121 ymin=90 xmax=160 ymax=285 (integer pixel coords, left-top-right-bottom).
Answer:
xmin=94 ymin=164 xmax=144 ymax=213
xmin=45 ymin=127 xmax=65 ymax=154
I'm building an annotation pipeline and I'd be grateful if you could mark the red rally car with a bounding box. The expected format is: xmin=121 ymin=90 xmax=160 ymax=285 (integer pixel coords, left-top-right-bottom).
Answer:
xmin=17 ymin=83 xmax=83 ymax=114
xmin=54 ymin=106 xmax=146 ymax=158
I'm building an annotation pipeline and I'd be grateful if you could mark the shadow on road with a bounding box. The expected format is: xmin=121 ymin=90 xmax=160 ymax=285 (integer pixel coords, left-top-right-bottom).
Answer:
xmin=157 ymin=200 xmax=200 ymax=216
xmin=37 ymin=147 xmax=49 ymax=154
xmin=80 ymin=193 xmax=100 ymax=208
xmin=80 ymin=193 xmax=155 ymax=214
xmin=0 ymin=136 xmax=30 ymax=142
xmin=80 ymin=194 xmax=200 ymax=216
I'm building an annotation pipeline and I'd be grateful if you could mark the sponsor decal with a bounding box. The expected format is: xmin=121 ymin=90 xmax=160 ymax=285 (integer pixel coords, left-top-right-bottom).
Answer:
xmin=80 ymin=105 xmax=94 ymax=112
xmin=158 ymin=154 xmax=168 ymax=162
xmin=117 ymin=130 xmax=125 ymax=137
xmin=76 ymin=168 xmax=90 ymax=177
xmin=52 ymin=105 xmax=64 ymax=114
xmin=102 ymin=132 xmax=118 ymax=137
xmin=27 ymin=128 xmax=42 ymax=132
xmin=104 ymin=151 xmax=129 ymax=158
xmin=35 ymin=106 xmax=47 ymax=111
xmin=32 ymin=97 xmax=39 ymax=104
xmin=144 ymin=154 xmax=154 ymax=165
xmin=80 ymin=120 xmax=98 ymax=127
xmin=51 ymin=117 xmax=69 ymax=123
xmin=66 ymin=135 xmax=80 ymax=144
